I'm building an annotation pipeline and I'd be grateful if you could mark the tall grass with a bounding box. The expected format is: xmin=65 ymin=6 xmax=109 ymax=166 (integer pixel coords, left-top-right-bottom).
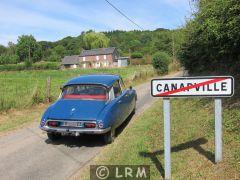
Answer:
xmin=0 ymin=65 xmax=154 ymax=112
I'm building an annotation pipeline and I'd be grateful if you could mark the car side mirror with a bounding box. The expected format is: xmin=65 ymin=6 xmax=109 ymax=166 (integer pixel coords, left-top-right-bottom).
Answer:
xmin=129 ymin=86 xmax=132 ymax=90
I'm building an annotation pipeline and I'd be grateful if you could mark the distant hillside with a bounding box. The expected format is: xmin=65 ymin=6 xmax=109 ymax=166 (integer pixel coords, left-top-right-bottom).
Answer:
xmin=39 ymin=28 xmax=183 ymax=58
xmin=0 ymin=28 xmax=184 ymax=66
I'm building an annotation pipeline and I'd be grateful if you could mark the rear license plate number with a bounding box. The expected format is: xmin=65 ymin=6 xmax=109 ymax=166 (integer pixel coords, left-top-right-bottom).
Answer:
xmin=62 ymin=121 xmax=83 ymax=127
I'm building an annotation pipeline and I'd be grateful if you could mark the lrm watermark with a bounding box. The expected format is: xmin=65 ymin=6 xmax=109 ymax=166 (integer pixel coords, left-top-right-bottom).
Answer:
xmin=90 ymin=165 xmax=150 ymax=180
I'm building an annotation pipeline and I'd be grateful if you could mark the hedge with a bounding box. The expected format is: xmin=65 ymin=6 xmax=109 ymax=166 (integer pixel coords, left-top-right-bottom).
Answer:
xmin=0 ymin=62 xmax=60 ymax=71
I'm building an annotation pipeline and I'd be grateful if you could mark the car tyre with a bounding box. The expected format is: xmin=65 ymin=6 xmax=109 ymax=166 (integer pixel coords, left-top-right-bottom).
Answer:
xmin=47 ymin=133 xmax=61 ymax=141
xmin=103 ymin=128 xmax=115 ymax=144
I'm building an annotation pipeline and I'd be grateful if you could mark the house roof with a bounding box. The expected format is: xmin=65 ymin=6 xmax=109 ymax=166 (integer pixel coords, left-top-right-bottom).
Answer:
xmin=64 ymin=74 xmax=120 ymax=88
xmin=80 ymin=47 xmax=116 ymax=57
xmin=61 ymin=55 xmax=80 ymax=65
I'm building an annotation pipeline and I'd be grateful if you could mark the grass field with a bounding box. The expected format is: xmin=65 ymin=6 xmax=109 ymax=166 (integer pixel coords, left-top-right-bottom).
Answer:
xmin=80 ymin=98 xmax=240 ymax=179
xmin=0 ymin=65 xmax=155 ymax=112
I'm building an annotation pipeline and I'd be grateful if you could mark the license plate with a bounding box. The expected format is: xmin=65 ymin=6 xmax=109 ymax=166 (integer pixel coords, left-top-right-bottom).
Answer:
xmin=62 ymin=121 xmax=84 ymax=127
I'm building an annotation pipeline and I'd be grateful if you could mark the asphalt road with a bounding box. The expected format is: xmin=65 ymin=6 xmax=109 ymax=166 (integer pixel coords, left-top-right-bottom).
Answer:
xmin=0 ymin=72 xmax=182 ymax=180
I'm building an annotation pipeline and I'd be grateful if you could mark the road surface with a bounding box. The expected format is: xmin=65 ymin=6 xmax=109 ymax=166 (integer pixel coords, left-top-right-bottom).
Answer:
xmin=0 ymin=72 xmax=181 ymax=180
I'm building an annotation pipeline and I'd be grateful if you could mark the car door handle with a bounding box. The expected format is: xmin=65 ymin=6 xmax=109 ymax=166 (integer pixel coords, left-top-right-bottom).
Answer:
xmin=125 ymin=94 xmax=129 ymax=97
xmin=117 ymin=100 xmax=122 ymax=103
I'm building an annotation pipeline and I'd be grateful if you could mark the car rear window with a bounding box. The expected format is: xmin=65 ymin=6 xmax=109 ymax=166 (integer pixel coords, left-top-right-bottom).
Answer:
xmin=62 ymin=85 xmax=108 ymax=100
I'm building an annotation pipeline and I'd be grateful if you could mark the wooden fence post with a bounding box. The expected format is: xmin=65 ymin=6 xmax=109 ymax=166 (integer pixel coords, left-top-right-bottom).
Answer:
xmin=46 ymin=76 xmax=51 ymax=103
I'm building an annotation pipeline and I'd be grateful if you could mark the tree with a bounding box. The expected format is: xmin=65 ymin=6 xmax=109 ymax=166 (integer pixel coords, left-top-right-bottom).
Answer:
xmin=129 ymin=40 xmax=141 ymax=52
xmin=152 ymin=52 xmax=171 ymax=74
xmin=179 ymin=0 xmax=240 ymax=75
xmin=0 ymin=45 xmax=7 ymax=55
xmin=82 ymin=32 xmax=110 ymax=49
xmin=46 ymin=52 xmax=60 ymax=62
xmin=16 ymin=35 xmax=42 ymax=64
xmin=153 ymin=31 xmax=172 ymax=55
xmin=52 ymin=45 xmax=66 ymax=58
xmin=7 ymin=42 xmax=16 ymax=55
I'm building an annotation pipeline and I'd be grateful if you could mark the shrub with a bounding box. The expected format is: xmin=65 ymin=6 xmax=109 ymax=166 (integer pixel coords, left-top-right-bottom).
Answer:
xmin=0 ymin=64 xmax=25 ymax=71
xmin=46 ymin=53 xmax=61 ymax=62
xmin=0 ymin=62 xmax=60 ymax=71
xmin=152 ymin=51 xmax=171 ymax=74
xmin=24 ymin=60 xmax=32 ymax=68
xmin=131 ymin=52 xmax=143 ymax=59
xmin=32 ymin=62 xmax=60 ymax=70
xmin=0 ymin=54 xmax=20 ymax=65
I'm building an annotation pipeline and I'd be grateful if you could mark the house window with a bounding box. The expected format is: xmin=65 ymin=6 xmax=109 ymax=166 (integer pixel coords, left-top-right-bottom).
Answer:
xmin=104 ymin=55 xmax=107 ymax=60
xmin=83 ymin=57 xmax=86 ymax=61
xmin=96 ymin=56 xmax=99 ymax=61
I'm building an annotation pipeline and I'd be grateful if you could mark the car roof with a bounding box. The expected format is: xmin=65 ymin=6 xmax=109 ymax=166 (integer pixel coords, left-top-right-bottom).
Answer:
xmin=64 ymin=74 xmax=120 ymax=88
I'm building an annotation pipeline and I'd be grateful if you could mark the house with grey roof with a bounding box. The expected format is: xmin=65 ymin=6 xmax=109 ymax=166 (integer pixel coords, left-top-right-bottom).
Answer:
xmin=61 ymin=55 xmax=80 ymax=69
xmin=79 ymin=47 xmax=119 ymax=68
xmin=61 ymin=47 xmax=127 ymax=69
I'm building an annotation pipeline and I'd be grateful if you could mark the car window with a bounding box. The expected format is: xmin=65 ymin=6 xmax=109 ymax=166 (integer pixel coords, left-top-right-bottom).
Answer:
xmin=113 ymin=80 xmax=122 ymax=98
xmin=109 ymin=87 xmax=115 ymax=101
xmin=119 ymin=78 xmax=125 ymax=90
xmin=62 ymin=84 xmax=108 ymax=100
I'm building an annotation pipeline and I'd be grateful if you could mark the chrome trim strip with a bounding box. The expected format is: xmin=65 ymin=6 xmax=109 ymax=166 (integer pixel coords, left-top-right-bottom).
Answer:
xmin=39 ymin=119 xmax=110 ymax=134
xmin=39 ymin=125 xmax=110 ymax=134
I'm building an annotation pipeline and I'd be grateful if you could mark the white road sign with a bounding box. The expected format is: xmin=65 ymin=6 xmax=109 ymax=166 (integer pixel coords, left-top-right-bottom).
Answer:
xmin=151 ymin=76 xmax=234 ymax=97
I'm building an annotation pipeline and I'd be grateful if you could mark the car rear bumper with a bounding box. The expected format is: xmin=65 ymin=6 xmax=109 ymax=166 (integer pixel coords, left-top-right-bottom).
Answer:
xmin=39 ymin=125 xmax=110 ymax=135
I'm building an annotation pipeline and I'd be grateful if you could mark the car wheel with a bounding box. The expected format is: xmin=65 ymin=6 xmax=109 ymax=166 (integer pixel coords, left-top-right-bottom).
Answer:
xmin=103 ymin=128 xmax=115 ymax=144
xmin=47 ymin=133 xmax=61 ymax=141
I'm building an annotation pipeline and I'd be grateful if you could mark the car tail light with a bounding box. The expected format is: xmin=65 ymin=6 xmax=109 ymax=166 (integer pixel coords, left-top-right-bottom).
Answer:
xmin=48 ymin=121 xmax=59 ymax=127
xmin=84 ymin=122 xmax=96 ymax=128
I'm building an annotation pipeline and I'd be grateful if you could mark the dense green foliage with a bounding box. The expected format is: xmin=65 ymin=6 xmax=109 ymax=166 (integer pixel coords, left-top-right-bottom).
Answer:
xmin=131 ymin=52 xmax=143 ymax=59
xmin=0 ymin=62 xmax=59 ymax=71
xmin=0 ymin=54 xmax=19 ymax=64
xmin=16 ymin=35 xmax=42 ymax=64
xmin=152 ymin=51 xmax=171 ymax=74
xmin=0 ymin=29 xmax=183 ymax=66
xmin=82 ymin=31 xmax=110 ymax=50
xmin=179 ymin=0 xmax=240 ymax=75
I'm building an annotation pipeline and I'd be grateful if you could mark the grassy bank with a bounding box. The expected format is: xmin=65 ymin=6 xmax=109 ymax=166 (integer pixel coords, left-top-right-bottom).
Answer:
xmin=0 ymin=65 xmax=155 ymax=112
xmin=80 ymin=98 xmax=240 ymax=179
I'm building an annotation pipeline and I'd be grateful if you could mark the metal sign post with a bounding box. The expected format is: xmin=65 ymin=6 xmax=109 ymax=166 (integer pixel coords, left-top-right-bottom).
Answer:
xmin=215 ymin=98 xmax=222 ymax=163
xmin=151 ymin=76 xmax=234 ymax=179
xmin=163 ymin=98 xmax=171 ymax=180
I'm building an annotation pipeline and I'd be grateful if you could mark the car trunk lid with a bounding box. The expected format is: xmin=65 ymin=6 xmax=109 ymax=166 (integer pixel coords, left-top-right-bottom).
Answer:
xmin=48 ymin=99 xmax=106 ymax=121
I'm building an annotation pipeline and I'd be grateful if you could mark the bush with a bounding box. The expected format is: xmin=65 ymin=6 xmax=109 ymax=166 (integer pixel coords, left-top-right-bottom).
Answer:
xmin=152 ymin=52 xmax=171 ymax=74
xmin=0 ymin=54 xmax=20 ymax=65
xmin=0 ymin=64 xmax=26 ymax=71
xmin=32 ymin=62 xmax=60 ymax=70
xmin=46 ymin=53 xmax=61 ymax=62
xmin=0 ymin=62 xmax=60 ymax=71
xmin=131 ymin=52 xmax=143 ymax=59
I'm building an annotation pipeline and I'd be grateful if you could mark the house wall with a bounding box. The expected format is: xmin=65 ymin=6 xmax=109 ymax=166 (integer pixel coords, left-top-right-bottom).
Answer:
xmin=118 ymin=59 xmax=128 ymax=67
xmin=80 ymin=54 xmax=117 ymax=68
xmin=80 ymin=54 xmax=114 ymax=62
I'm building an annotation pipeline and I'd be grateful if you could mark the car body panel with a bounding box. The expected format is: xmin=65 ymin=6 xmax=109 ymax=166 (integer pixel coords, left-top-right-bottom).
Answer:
xmin=47 ymin=99 xmax=106 ymax=121
xmin=40 ymin=74 xmax=137 ymax=136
